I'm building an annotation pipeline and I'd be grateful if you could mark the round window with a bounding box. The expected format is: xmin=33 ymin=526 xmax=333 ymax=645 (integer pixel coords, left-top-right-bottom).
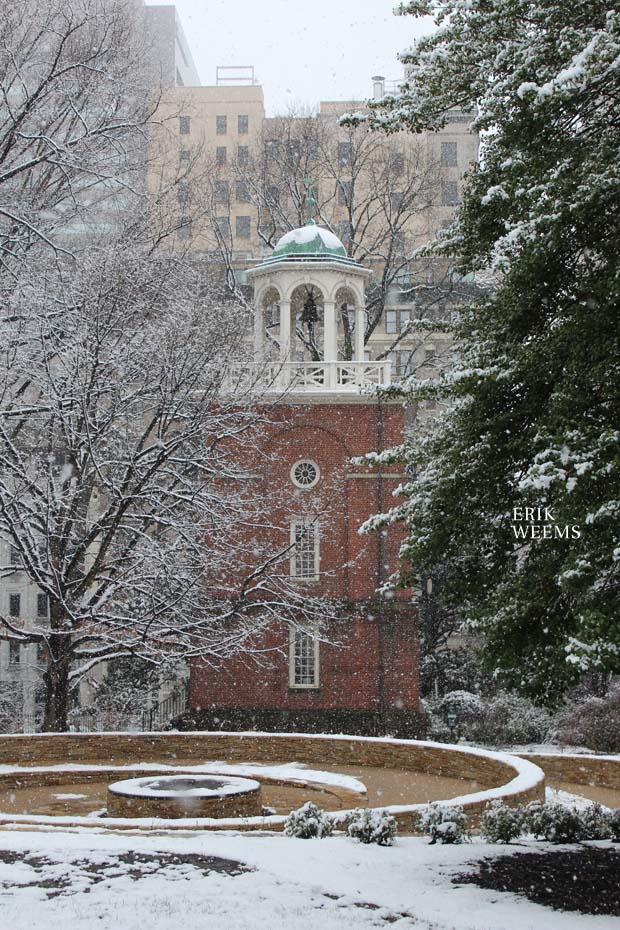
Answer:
xmin=290 ymin=459 xmax=320 ymax=489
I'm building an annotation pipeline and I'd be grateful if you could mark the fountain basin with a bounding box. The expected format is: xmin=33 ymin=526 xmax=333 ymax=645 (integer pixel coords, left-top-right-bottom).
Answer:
xmin=107 ymin=773 xmax=262 ymax=818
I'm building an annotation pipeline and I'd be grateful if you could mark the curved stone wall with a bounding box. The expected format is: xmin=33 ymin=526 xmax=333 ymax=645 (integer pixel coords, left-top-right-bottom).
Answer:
xmin=0 ymin=732 xmax=545 ymax=832
xmin=518 ymin=752 xmax=620 ymax=791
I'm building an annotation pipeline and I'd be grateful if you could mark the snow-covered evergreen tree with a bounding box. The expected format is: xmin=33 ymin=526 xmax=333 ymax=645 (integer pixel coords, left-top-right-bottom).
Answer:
xmin=350 ymin=1 xmax=620 ymax=700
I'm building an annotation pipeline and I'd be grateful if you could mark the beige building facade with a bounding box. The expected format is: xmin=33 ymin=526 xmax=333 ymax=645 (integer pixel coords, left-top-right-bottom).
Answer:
xmin=155 ymin=70 xmax=478 ymax=381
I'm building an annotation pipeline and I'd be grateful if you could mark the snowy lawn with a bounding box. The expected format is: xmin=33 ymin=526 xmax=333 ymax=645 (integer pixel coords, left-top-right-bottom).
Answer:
xmin=0 ymin=829 xmax=617 ymax=930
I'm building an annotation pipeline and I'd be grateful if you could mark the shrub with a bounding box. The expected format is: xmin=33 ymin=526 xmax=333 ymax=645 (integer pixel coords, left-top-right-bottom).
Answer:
xmin=420 ymin=699 xmax=452 ymax=742
xmin=418 ymin=804 xmax=469 ymax=844
xmin=524 ymin=801 xmax=584 ymax=843
xmin=580 ymin=803 xmax=612 ymax=840
xmin=553 ymin=685 xmax=620 ymax=752
xmin=466 ymin=691 xmax=551 ymax=747
xmin=283 ymin=802 xmax=333 ymax=839
xmin=346 ymin=809 xmax=397 ymax=846
xmin=479 ymin=800 xmax=524 ymax=843
xmin=609 ymin=809 xmax=620 ymax=842
xmin=439 ymin=690 xmax=484 ymax=724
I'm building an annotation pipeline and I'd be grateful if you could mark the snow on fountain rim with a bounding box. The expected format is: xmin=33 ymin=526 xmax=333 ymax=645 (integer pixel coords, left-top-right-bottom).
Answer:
xmin=108 ymin=773 xmax=260 ymax=799
xmin=0 ymin=761 xmax=367 ymax=795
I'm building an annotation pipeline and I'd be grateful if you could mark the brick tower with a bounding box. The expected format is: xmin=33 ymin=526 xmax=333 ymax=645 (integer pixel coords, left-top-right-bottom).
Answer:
xmin=188 ymin=221 xmax=422 ymax=738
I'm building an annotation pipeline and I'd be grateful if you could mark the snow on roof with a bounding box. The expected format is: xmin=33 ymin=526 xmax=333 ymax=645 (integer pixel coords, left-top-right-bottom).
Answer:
xmin=273 ymin=222 xmax=346 ymax=254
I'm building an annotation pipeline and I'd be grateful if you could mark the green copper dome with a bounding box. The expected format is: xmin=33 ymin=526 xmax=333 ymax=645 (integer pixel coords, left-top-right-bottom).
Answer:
xmin=252 ymin=221 xmax=361 ymax=269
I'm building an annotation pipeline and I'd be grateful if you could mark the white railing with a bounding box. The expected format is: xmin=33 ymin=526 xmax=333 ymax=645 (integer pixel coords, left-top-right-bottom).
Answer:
xmin=223 ymin=361 xmax=391 ymax=394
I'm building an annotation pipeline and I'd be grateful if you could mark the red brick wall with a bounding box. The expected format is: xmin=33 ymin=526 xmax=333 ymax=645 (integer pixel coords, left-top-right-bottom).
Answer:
xmin=191 ymin=398 xmax=419 ymax=719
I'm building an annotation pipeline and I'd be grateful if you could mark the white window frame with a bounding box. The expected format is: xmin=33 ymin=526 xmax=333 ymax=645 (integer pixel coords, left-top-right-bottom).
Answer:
xmin=290 ymin=459 xmax=320 ymax=490
xmin=290 ymin=519 xmax=319 ymax=581
xmin=289 ymin=628 xmax=320 ymax=689
xmin=8 ymin=641 xmax=21 ymax=665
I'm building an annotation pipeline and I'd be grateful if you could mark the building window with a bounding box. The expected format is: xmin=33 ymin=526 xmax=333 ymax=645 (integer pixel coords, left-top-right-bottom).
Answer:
xmin=215 ymin=216 xmax=231 ymax=238
xmin=385 ymin=309 xmax=412 ymax=334
xmin=37 ymin=594 xmax=48 ymax=618
xmin=9 ymin=545 xmax=21 ymax=565
xmin=289 ymin=629 xmax=319 ymax=688
xmin=336 ymin=221 xmax=351 ymax=248
xmin=216 ymin=146 xmax=227 ymax=165
xmin=390 ymin=191 xmax=404 ymax=212
xmin=179 ymin=148 xmax=190 ymax=163
xmin=389 ymin=350 xmax=414 ymax=379
xmin=337 ymin=180 xmax=352 ymax=206
xmin=441 ymin=180 xmax=459 ymax=205
xmin=235 ymin=215 xmax=251 ymax=238
xmin=9 ymin=642 xmax=20 ymax=665
xmin=177 ymin=181 xmax=190 ymax=205
xmin=393 ymin=231 xmax=407 ymax=256
xmin=237 ymin=145 xmax=249 ymax=166
xmin=9 ymin=593 xmax=20 ymax=617
xmin=338 ymin=142 xmax=352 ymax=167
xmin=265 ymin=139 xmax=280 ymax=159
xmin=266 ymin=185 xmax=280 ymax=206
xmin=238 ymin=114 xmax=249 ymax=134
xmin=440 ymin=141 xmax=458 ymax=167
xmin=236 ymin=181 xmax=250 ymax=203
xmin=391 ymin=152 xmax=405 ymax=175
xmin=179 ymin=115 xmax=191 ymax=135
xmin=216 ymin=115 xmax=227 ymax=135
xmin=214 ymin=180 xmax=229 ymax=204
xmin=307 ymin=137 xmax=319 ymax=160
xmin=290 ymin=460 xmax=320 ymax=490
xmin=290 ymin=520 xmax=319 ymax=580
xmin=178 ymin=219 xmax=192 ymax=239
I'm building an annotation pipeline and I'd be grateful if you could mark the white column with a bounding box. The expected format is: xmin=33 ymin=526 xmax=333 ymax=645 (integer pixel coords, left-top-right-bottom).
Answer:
xmin=279 ymin=299 xmax=292 ymax=386
xmin=323 ymin=299 xmax=337 ymax=388
xmin=253 ymin=303 xmax=264 ymax=359
xmin=354 ymin=304 xmax=365 ymax=362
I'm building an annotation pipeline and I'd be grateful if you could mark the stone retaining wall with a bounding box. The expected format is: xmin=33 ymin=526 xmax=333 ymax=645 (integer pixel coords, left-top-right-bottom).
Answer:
xmin=0 ymin=732 xmax=545 ymax=832
xmin=518 ymin=752 xmax=620 ymax=791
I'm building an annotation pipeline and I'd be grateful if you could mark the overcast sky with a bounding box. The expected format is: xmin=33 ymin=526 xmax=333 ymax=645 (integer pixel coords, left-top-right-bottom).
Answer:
xmin=147 ymin=0 xmax=433 ymax=116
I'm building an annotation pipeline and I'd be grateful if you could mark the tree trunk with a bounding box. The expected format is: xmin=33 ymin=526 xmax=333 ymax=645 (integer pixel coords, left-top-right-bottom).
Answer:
xmin=42 ymin=636 xmax=71 ymax=732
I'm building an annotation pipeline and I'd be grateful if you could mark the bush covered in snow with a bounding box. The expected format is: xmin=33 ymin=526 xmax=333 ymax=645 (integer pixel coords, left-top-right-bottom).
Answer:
xmin=420 ymin=699 xmax=453 ymax=742
xmin=439 ymin=690 xmax=484 ymax=724
xmin=424 ymin=689 xmax=551 ymax=746
xmin=346 ymin=809 xmax=397 ymax=846
xmin=418 ymin=804 xmax=469 ymax=844
xmin=553 ymin=685 xmax=620 ymax=752
xmin=465 ymin=691 xmax=552 ymax=747
xmin=580 ymin=803 xmax=612 ymax=841
xmin=283 ymin=802 xmax=334 ymax=839
xmin=610 ymin=809 xmax=620 ymax=842
xmin=524 ymin=801 xmax=584 ymax=843
xmin=479 ymin=800 xmax=524 ymax=844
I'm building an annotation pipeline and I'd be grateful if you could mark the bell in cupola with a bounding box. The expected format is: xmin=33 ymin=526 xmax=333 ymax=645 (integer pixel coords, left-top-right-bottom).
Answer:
xmin=301 ymin=291 xmax=319 ymax=326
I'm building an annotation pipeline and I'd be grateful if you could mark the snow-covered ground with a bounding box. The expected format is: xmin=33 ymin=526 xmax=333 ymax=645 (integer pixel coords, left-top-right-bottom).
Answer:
xmin=0 ymin=829 xmax=616 ymax=930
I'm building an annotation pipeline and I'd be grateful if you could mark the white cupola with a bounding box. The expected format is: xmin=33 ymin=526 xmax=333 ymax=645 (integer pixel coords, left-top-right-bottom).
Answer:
xmin=246 ymin=221 xmax=390 ymax=392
